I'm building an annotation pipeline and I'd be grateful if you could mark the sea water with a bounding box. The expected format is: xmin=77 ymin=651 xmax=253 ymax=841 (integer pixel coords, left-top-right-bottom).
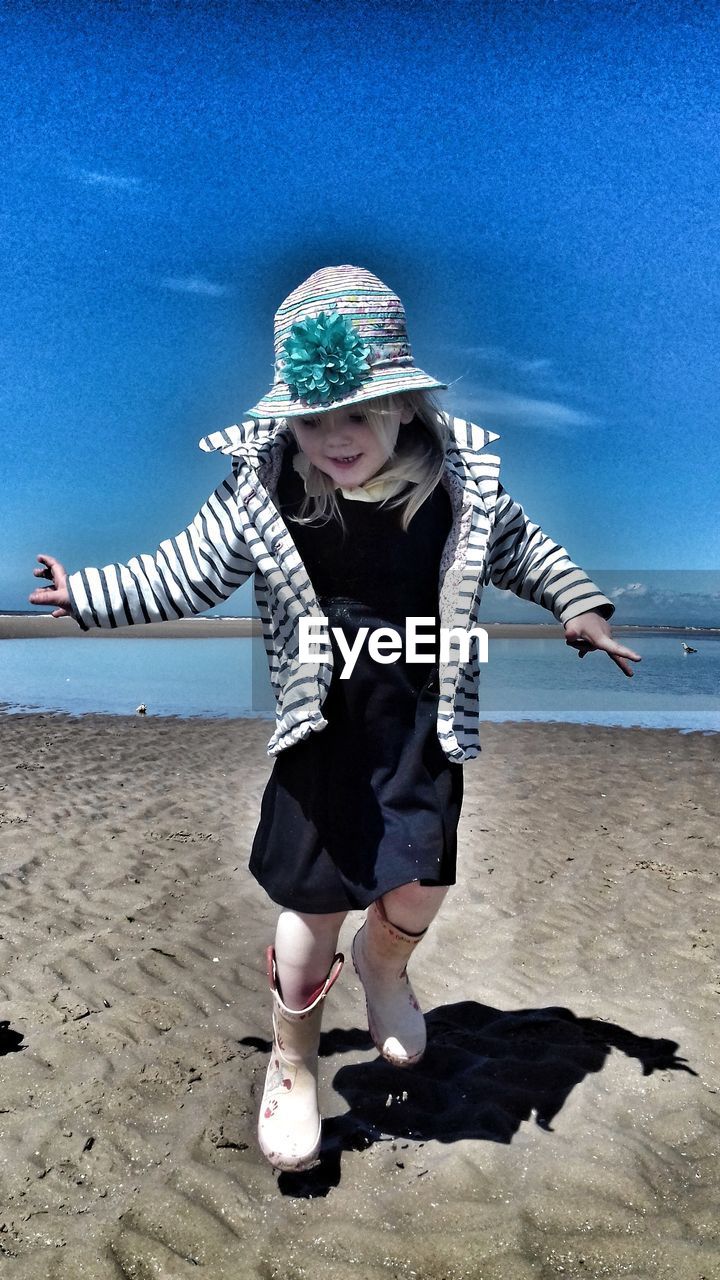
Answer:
xmin=0 ymin=632 xmax=718 ymax=732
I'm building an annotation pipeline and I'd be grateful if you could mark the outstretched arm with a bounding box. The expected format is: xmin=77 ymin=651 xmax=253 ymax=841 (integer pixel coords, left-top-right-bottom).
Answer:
xmin=485 ymin=485 xmax=641 ymax=677
xmin=29 ymin=472 xmax=256 ymax=630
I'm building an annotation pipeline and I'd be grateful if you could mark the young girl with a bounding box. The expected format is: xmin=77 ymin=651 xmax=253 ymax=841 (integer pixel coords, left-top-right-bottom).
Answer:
xmin=30 ymin=265 xmax=641 ymax=1173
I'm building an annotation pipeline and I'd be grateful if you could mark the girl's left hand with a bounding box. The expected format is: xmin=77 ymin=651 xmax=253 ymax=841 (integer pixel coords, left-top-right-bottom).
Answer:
xmin=564 ymin=611 xmax=642 ymax=678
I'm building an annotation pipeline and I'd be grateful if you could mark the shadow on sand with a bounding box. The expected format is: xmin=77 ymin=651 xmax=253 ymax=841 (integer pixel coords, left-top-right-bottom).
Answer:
xmin=263 ymin=999 xmax=694 ymax=1198
xmin=0 ymin=1021 xmax=25 ymax=1057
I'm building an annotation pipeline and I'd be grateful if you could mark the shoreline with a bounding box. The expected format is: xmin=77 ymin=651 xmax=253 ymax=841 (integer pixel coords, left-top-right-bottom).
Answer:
xmin=3 ymin=615 xmax=719 ymax=641
xmin=0 ymin=707 xmax=717 ymax=739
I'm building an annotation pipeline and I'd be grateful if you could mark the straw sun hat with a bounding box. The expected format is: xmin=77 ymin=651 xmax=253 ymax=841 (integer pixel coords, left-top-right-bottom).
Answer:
xmin=246 ymin=265 xmax=446 ymax=419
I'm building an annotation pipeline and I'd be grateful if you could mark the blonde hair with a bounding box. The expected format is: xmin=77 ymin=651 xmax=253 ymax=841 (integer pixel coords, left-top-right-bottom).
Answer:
xmin=286 ymin=389 xmax=450 ymax=532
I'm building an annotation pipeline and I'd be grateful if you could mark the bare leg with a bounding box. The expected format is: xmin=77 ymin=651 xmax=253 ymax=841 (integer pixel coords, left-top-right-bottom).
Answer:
xmin=381 ymin=881 xmax=449 ymax=935
xmin=274 ymin=908 xmax=348 ymax=1010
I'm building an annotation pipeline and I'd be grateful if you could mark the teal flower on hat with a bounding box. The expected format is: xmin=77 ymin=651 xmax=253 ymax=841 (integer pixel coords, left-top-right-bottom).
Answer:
xmin=281 ymin=310 xmax=372 ymax=406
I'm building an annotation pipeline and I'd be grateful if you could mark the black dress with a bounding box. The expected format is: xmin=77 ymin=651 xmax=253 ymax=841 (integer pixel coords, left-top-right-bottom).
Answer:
xmin=248 ymin=442 xmax=464 ymax=914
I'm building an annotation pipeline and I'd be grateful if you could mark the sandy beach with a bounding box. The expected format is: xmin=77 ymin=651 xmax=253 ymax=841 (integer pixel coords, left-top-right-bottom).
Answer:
xmin=6 ymin=616 xmax=715 ymax=641
xmin=0 ymin=616 xmax=262 ymax=640
xmin=0 ymin=713 xmax=718 ymax=1278
xmin=2 ymin=618 xmax=558 ymax=641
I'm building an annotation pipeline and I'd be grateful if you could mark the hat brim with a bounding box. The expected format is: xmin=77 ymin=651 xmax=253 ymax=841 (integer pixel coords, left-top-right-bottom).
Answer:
xmin=246 ymin=365 xmax=447 ymax=420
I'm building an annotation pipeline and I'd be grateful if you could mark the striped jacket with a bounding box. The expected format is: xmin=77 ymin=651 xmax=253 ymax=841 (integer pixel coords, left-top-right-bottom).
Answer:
xmin=66 ymin=415 xmax=614 ymax=762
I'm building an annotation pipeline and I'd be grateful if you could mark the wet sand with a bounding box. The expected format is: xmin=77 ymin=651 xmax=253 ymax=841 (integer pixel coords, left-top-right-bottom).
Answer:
xmin=0 ymin=616 xmax=262 ymax=640
xmin=0 ymin=713 xmax=718 ymax=1278
xmin=6 ymin=616 xmax=715 ymax=641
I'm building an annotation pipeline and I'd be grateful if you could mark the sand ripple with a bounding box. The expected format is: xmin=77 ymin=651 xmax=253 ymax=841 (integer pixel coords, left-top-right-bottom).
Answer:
xmin=0 ymin=714 xmax=718 ymax=1278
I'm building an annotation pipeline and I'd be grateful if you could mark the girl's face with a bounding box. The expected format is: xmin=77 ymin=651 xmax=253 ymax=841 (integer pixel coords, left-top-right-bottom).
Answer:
xmin=290 ymin=399 xmax=414 ymax=489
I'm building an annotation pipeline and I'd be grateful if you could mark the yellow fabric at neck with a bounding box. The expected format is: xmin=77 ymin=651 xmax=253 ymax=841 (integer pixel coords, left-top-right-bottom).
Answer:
xmin=292 ymin=451 xmax=410 ymax=503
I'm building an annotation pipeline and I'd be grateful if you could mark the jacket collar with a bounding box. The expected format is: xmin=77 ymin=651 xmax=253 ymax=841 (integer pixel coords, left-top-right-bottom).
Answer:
xmin=198 ymin=415 xmax=500 ymax=481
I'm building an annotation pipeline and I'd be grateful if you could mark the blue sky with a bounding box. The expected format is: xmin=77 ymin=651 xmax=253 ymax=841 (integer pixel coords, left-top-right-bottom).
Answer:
xmin=2 ymin=0 xmax=719 ymax=622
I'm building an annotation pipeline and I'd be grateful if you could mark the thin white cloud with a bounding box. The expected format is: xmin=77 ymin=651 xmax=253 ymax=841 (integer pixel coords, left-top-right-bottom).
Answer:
xmin=607 ymin=586 xmax=720 ymax=626
xmin=610 ymin=583 xmax=720 ymax=607
xmin=611 ymin=583 xmax=650 ymax=599
xmin=442 ymin=344 xmax=556 ymax=377
xmin=69 ymin=168 xmax=142 ymax=191
xmin=160 ymin=275 xmax=233 ymax=298
xmin=483 ymin=578 xmax=720 ymax=621
xmin=445 ymin=386 xmax=599 ymax=433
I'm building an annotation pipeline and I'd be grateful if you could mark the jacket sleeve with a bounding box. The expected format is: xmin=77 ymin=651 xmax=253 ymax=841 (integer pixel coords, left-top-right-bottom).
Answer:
xmin=66 ymin=471 xmax=256 ymax=631
xmin=485 ymin=485 xmax=615 ymax=624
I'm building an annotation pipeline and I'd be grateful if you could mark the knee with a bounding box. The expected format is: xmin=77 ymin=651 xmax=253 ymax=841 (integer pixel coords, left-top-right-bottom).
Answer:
xmin=380 ymin=881 xmax=448 ymax=933
xmin=383 ymin=881 xmax=429 ymax=910
xmin=383 ymin=880 xmax=447 ymax=908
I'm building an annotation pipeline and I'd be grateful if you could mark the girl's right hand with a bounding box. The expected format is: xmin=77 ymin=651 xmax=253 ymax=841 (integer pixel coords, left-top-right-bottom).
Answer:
xmin=29 ymin=555 xmax=73 ymax=618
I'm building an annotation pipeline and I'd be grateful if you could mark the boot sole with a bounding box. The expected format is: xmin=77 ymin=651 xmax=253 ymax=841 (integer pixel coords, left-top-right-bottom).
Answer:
xmin=261 ymin=1146 xmax=322 ymax=1173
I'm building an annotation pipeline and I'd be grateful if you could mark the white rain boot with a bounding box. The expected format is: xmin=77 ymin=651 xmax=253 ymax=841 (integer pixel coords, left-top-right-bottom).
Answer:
xmin=351 ymin=898 xmax=427 ymax=1067
xmin=258 ymin=946 xmax=344 ymax=1172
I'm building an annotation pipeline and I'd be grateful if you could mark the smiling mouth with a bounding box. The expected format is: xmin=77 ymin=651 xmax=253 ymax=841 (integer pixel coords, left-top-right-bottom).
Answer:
xmin=329 ymin=454 xmax=362 ymax=465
